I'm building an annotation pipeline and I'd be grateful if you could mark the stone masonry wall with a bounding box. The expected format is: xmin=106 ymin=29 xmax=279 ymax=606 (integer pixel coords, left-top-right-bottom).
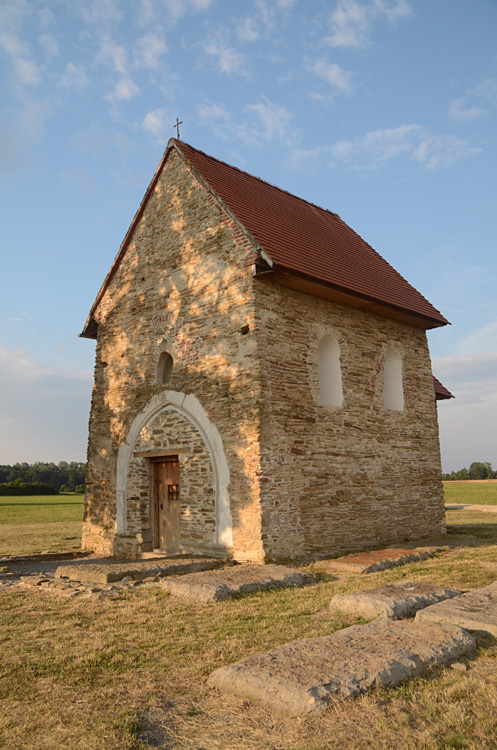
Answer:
xmin=254 ymin=279 xmax=445 ymax=561
xmin=83 ymin=148 xmax=264 ymax=560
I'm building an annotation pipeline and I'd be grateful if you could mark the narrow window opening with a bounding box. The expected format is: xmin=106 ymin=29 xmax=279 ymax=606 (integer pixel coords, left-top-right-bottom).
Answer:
xmin=384 ymin=349 xmax=404 ymax=410
xmin=318 ymin=334 xmax=343 ymax=407
xmin=155 ymin=352 xmax=174 ymax=385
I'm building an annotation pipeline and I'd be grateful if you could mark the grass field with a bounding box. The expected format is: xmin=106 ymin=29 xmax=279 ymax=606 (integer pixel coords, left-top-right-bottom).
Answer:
xmin=443 ymin=481 xmax=497 ymax=505
xmin=1 ymin=508 xmax=497 ymax=749
xmin=0 ymin=495 xmax=84 ymax=556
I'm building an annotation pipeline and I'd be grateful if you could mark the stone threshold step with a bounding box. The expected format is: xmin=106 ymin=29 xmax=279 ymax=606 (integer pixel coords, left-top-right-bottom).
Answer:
xmin=55 ymin=556 xmax=227 ymax=585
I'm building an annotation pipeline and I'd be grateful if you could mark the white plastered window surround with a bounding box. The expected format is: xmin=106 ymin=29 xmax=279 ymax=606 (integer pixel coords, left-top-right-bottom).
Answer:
xmin=383 ymin=348 xmax=404 ymax=411
xmin=318 ymin=334 xmax=343 ymax=407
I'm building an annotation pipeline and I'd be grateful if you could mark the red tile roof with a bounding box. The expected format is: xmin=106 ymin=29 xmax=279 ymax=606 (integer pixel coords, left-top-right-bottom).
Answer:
xmin=178 ymin=141 xmax=449 ymax=330
xmin=81 ymin=139 xmax=449 ymax=337
xmin=433 ymin=376 xmax=454 ymax=400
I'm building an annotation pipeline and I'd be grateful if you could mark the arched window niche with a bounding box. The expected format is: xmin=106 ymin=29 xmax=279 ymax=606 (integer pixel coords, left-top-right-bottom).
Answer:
xmin=383 ymin=349 xmax=404 ymax=411
xmin=155 ymin=352 xmax=174 ymax=386
xmin=318 ymin=334 xmax=343 ymax=407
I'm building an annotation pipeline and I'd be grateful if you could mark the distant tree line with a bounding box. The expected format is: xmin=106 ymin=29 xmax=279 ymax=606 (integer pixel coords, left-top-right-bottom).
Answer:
xmin=443 ymin=462 xmax=496 ymax=481
xmin=0 ymin=462 xmax=86 ymax=493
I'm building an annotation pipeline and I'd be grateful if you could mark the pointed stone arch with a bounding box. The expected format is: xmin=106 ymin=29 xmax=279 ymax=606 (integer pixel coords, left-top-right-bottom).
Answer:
xmin=115 ymin=390 xmax=232 ymax=553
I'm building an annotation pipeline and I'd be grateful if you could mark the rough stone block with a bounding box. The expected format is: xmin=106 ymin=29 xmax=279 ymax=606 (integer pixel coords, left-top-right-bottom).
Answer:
xmin=208 ymin=619 xmax=475 ymax=717
xmin=314 ymin=546 xmax=443 ymax=575
xmin=416 ymin=582 xmax=497 ymax=637
xmin=55 ymin=556 xmax=226 ymax=585
xmin=162 ymin=564 xmax=316 ymax=603
xmin=329 ymin=581 xmax=461 ymax=620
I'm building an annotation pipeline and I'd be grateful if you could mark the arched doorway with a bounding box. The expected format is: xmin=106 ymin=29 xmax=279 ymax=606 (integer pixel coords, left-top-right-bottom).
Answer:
xmin=115 ymin=391 xmax=232 ymax=557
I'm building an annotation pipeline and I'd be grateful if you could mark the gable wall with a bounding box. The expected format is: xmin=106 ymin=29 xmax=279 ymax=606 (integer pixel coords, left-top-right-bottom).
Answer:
xmin=254 ymin=279 xmax=445 ymax=561
xmin=83 ymin=149 xmax=264 ymax=559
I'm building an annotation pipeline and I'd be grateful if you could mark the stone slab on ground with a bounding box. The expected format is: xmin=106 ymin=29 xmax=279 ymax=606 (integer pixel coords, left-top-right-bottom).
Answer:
xmin=416 ymin=582 xmax=497 ymax=637
xmin=55 ymin=556 xmax=227 ymax=585
xmin=314 ymin=546 xmax=444 ymax=575
xmin=208 ymin=618 xmax=475 ymax=717
xmin=162 ymin=564 xmax=317 ymax=603
xmin=329 ymin=581 xmax=461 ymax=620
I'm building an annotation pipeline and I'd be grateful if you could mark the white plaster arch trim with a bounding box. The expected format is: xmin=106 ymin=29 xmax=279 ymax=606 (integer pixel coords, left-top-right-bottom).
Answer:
xmin=116 ymin=390 xmax=233 ymax=548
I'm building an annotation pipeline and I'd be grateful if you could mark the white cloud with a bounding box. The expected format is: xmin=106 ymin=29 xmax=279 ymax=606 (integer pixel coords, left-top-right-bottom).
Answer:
xmin=449 ymin=77 xmax=497 ymax=124
xmin=59 ymin=62 xmax=90 ymax=90
xmin=143 ymin=108 xmax=175 ymax=143
xmin=326 ymin=0 xmax=411 ymax=49
xmin=96 ymin=37 xmax=128 ymax=75
xmin=0 ymin=347 xmax=92 ymax=464
xmin=473 ymin=77 xmax=497 ymax=107
xmin=198 ymin=97 xmax=296 ymax=146
xmin=38 ymin=32 xmax=60 ymax=60
xmin=245 ymin=97 xmax=295 ymax=142
xmin=79 ymin=0 xmax=123 ymax=26
xmin=237 ymin=16 xmax=260 ymax=42
xmin=13 ymin=57 xmax=42 ymax=86
xmin=433 ymin=353 xmax=497 ymax=472
xmin=310 ymin=60 xmax=356 ymax=96
xmin=449 ymin=98 xmax=487 ymax=124
xmin=322 ymin=125 xmax=479 ymax=170
xmin=137 ymin=0 xmax=214 ymax=27
xmin=134 ymin=32 xmax=168 ymax=69
xmin=204 ymin=38 xmax=248 ymax=75
xmin=108 ymin=77 xmax=140 ymax=103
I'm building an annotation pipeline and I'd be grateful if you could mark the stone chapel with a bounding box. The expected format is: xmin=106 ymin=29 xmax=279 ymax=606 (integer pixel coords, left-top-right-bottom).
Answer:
xmin=81 ymin=138 xmax=453 ymax=562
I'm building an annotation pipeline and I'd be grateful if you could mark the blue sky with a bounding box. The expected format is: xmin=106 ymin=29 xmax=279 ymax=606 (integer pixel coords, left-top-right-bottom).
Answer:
xmin=0 ymin=0 xmax=496 ymax=472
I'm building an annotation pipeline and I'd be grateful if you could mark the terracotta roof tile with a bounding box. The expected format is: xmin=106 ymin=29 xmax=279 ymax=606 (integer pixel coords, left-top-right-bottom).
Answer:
xmin=81 ymin=139 xmax=450 ymax=338
xmin=433 ymin=376 xmax=454 ymax=400
xmin=177 ymin=140 xmax=449 ymax=329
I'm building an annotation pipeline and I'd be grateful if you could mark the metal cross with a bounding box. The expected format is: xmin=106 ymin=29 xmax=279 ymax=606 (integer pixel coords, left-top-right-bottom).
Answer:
xmin=173 ymin=118 xmax=183 ymax=139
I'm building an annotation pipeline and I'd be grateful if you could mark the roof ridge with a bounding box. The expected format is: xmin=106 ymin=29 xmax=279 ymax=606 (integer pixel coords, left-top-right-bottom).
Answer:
xmin=175 ymin=139 xmax=341 ymax=220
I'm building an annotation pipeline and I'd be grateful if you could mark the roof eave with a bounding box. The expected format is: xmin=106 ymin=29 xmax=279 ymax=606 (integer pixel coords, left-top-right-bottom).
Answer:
xmin=255 ymin=264 xmax=450 ymax=330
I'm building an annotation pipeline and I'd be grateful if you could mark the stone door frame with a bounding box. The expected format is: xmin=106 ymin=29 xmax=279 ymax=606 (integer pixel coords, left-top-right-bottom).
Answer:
xmin=116 ymin=390 xmax=233 ymax=551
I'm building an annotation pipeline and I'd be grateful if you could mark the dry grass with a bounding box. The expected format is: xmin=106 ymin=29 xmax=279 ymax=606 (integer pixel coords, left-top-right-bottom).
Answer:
xmin=0 ymin=495 xmax=84 ymax=556
xmin=0 ymin=521 xmax=83 ymax=556
xmin=1 ymin=509 xmax=496 ymax=749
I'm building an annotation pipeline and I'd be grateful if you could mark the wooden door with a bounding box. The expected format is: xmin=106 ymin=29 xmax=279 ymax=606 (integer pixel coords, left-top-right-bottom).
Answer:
xmin=152 ymin=457 xmax=180 ymax=552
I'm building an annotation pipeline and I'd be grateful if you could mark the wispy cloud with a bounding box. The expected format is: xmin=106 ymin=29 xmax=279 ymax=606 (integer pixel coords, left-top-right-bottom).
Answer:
xmin=143 ymin=108 xmax=176 ymax=143
xmin=245 ymin=97 xmax=295 ymax=142
xmin=449 ymin=98 xmax=487 ymax=124
xmin=137 ymin=0 xmax=214 ymax=27
xmin=236 ymin=16 xmax=260 ymax=42
xmin=290 ymin=124 xmax=480 ymax=171
xmin=325 ymin=0 xmax=411 ymax=49
xmin=59 ymin=63 xmax=90 ymax=90
xmin=198 ymin=97 xmax=296 ymax=145
xmin=203 ymin=37 xmax=248 ymax=75
xmin=133 ymin=31 xmax=168 ymax=69
xmin=309 ymin=60 xmax=356 ymax=96
xmin=449 ymin=77 xmax=497 ymax=124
